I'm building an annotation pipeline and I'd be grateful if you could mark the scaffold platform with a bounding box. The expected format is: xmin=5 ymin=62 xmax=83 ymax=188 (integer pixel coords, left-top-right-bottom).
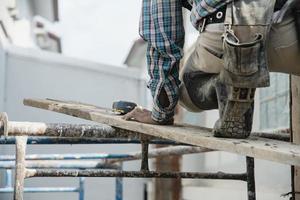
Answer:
xmin=23 ymin=98 xmax=299 ymax=166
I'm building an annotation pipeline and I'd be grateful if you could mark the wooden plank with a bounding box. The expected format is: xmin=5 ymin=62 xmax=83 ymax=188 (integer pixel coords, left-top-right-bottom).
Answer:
xmin=24 ymin=98 xmax=300 ymax=166
xmin=291 ymin=75 xmax=300 ymax=199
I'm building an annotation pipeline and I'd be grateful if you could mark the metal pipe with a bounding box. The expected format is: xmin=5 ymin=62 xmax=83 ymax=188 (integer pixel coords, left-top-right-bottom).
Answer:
xmin=0 ymin=146 xmax=210 ymax=162
xmin=246 ymin=157 xmax=256 ymax=200
xmin=26 ymin=169 xmax=247 ymax=180
xmin=0 ymin=122 xmax=290 ymax=141
xmin=0 ymin=187 xmax=79 ymax=193
xmin=140 ymin=138 xmax=149 ymax=171
xmin=0 ymin=136 xmax=185 ymax=145
xmin=0 ymin=160 xmax=118 ymax=169
xmin=115 ymin=177 xmax=123 ymax=200
xmin=0 ymin=153 xmax=132 ymax=161
xmin=14 ymin=136 xmax=27 ymax=200
xmin=0 ymin=122 xmax=141 ymax=139
xmin=79 ymin=177 xmax=85 ymax=200
xmin=115 ymin=163 xmax=123 ymax=200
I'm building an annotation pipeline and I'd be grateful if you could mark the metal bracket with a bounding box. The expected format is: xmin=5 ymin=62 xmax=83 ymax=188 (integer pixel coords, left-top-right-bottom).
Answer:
xmin=0 ymin=112 xmax=8 ymax=137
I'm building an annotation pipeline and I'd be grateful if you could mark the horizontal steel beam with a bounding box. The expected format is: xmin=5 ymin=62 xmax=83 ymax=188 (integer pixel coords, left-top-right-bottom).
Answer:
xmin=0 ymin=121 xmax=141 ymax=138
xmin=0 ymin=121 xmax=290 ymax=141
xmin=26 ymin=169 xmax=247 ymax=181
xmin=0 ymin=187 xmax=79 ymax=193
xmin=0 ymin=136 xmax=186 ymax=145
xmin=0 ymin=153 xmax=131 ymax=161
xmin=0 ymin=160 xmax=119 ymax=169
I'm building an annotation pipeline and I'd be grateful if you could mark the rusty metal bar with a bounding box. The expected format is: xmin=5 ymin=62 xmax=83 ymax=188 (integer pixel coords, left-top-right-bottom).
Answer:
xmin=115 ymin=164 xmax=123 ymax=200
xmin=14 ymin=136 xmax=27 ymax=200
xmin=140 ymin=137 xmax=149 ymax=171
xmin=0 ymin=153 xmax=131 ymax=161
xmin=0 ymin=187 xmax=80 ymax=193
xmin=0 ymin=121 xmax=290 ymax=141
xmin=0 ymin=160 xmax=118 ymax=169
xmin=0 ymin=136 xmax=186 ymax=145
xmin=26 ymin=169 xmax=247 ymax=180
xmin=246 ymin=157 xmax=256 ymax=200
xmin=0 ymin=121 xmax=140 ymax=139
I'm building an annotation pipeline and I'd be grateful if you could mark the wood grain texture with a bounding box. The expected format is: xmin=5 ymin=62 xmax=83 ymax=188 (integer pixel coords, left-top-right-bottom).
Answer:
xmin=24 ymin=98 xmax=300 ymax=166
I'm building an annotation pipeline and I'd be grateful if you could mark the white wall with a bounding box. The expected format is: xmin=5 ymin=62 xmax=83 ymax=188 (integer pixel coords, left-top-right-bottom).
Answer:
xmin=0 ymin=44 xmax=150 ymax=200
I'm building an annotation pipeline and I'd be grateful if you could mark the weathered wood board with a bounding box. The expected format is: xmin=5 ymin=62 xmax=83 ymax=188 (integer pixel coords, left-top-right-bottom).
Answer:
xmin=24 ymin=98 xmax=300 ymax=166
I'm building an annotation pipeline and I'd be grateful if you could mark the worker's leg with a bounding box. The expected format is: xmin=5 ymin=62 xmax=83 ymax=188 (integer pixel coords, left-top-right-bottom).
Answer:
xmin=268 ymin=14 xmax=300 ymax=75
xmin=179 ymin=10 xmax=299 ymax=138
xmin=178 ymin=24 xmax=224 ymax=112
xmin=179 ymin=14 xmax=300 ymax=107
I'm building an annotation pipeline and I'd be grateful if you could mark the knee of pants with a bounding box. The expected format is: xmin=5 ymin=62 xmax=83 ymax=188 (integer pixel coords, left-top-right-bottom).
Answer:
xmin=178 ymin=83 xmax=203 ymax=113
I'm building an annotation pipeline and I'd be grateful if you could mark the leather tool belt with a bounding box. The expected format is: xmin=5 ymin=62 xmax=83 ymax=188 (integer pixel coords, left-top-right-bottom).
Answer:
xmin=202 ymin=0 xmax=287 ymax=27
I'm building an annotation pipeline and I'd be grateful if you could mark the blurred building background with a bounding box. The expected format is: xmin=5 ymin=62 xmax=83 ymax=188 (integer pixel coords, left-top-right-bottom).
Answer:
xmin=0 ymin=0 xmax=291 ymax=200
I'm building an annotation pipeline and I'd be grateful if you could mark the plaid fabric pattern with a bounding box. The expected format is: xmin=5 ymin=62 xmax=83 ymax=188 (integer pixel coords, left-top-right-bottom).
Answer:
xmin=139 ymin=0 xmax=230 ymax=123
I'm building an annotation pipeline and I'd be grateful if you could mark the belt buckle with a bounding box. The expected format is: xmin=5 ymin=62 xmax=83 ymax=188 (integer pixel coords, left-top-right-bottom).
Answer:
xmin=200 ymin=18 xmax=207 ymax=33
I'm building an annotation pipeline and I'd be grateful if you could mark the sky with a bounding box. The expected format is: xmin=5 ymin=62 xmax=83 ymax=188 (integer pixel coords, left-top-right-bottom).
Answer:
xmin=58 ymin=0 xmax=141 ymax=66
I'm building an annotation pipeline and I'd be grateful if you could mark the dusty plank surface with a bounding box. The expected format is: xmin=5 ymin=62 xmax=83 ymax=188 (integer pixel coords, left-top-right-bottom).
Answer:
xmin=24 ymin=98 xmax=300 ymax=166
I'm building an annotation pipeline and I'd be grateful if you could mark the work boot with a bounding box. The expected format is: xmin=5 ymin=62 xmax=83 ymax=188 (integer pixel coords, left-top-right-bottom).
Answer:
xmin=183 ymin=71 xmax=255 ymax=139
xmin=213 ymin=84 xmax=255 ymax=139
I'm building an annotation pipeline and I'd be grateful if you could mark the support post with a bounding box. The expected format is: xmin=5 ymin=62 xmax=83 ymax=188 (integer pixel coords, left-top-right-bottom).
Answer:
xmin=78 ymin=177 xmax=85 ymax=200
xmin=246 ymin=157 xmax=256 ymax=200
xmin=154 ymin=148 xmax=181 ymax=200
xmin=291 ymin=75 xmax=300 ymax=200
xmin=115 ymin=177 xmax=123 ymax=200
xmin=140 ymin=137 xmax=149 ymax=171
xmin=115 ymin=163 xmax=123 ymax=200
xmin=13 ymin=136 xmax=28 ymax=200
xmin=153 ymin=103 xmax=183 ymax=200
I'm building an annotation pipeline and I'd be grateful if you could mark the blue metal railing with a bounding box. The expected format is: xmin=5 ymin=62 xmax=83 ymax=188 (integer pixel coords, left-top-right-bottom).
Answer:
xmin=0 ymin=169 xmax=85 ymax=200
xmin=0 ymin=137 xmax=126 ymax=200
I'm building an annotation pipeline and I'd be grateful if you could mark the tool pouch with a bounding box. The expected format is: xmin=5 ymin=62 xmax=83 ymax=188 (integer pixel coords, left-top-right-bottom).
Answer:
xmin=220 ymin=0 xmax=277 ymax=88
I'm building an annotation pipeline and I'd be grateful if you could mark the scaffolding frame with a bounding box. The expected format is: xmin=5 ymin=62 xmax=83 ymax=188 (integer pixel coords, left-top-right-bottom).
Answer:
xmin=0 ymin=114 xmax=292 ymax=200
xmin=11 ymin=136 xmax=255 ymax=200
